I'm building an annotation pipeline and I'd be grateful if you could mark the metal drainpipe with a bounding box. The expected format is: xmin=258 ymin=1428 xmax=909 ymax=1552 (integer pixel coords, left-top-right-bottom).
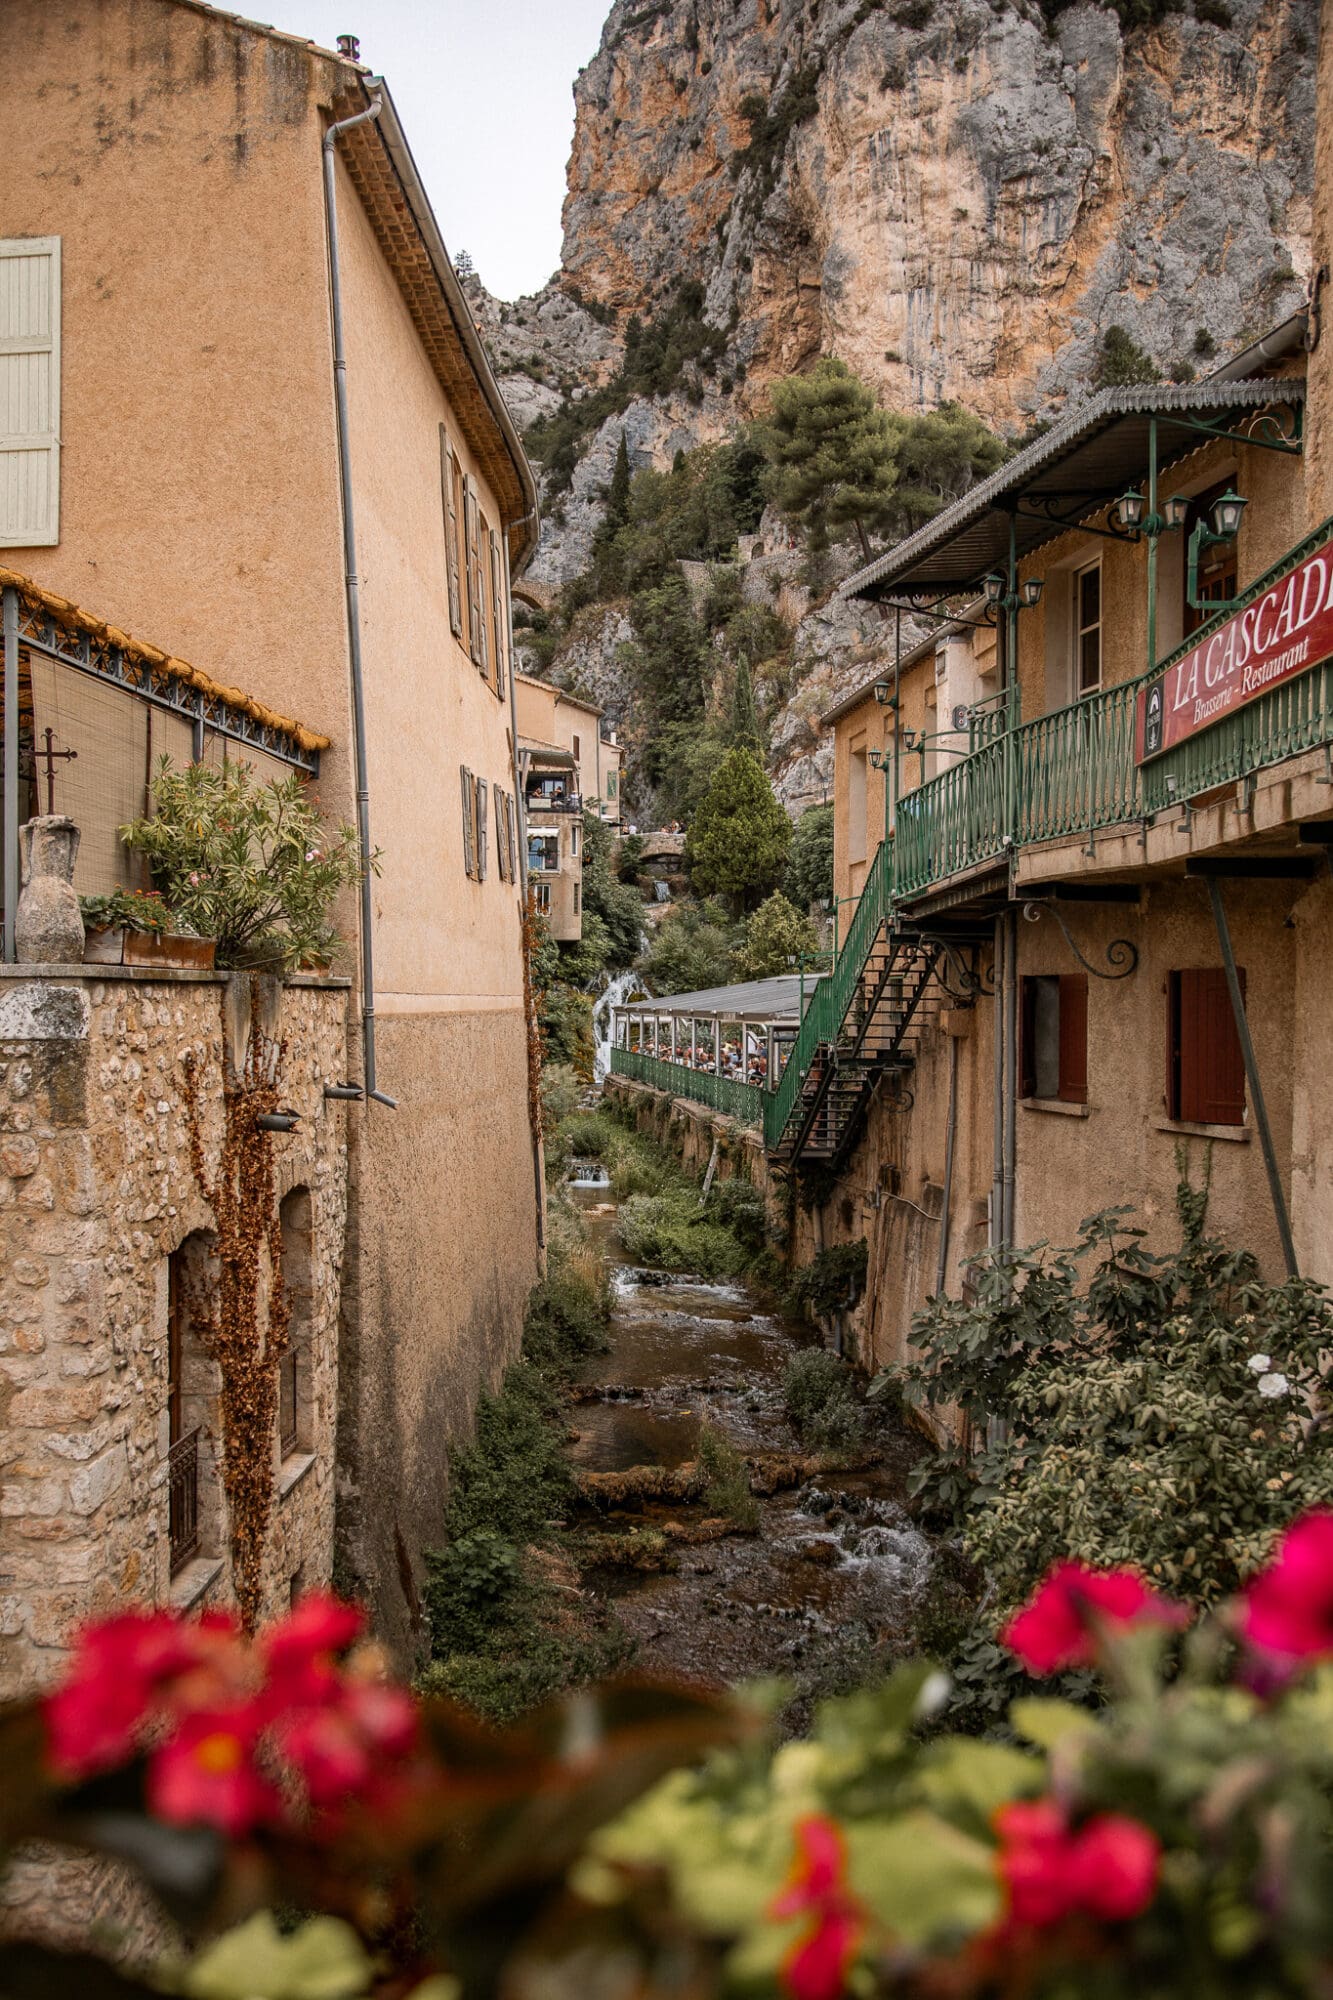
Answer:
xmin=322 ymin=96 xmax=397 ymax=1109
xmin=1002 ymin=903 xmax=1018 ymax=1249
xmin=934 ymin=1031 xmax=959 ymax=1296
xmin=990 ymin=911 xmax=1005 ymax=1251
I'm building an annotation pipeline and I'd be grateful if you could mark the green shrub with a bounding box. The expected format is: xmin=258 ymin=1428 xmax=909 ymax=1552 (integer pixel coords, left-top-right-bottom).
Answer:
xmin=782 ymin=1348 xmax=865 ymax=1450
xmin=522 ymin=1269 xmax=611 ymax=1374
xmin=706 ymin=1175 xmax=769 ymax=1252
xmin=906 ymin=1186 xmax=1333 ymax=1618
xmin=441 ymin=1363 xmax=573 ymax=1548
xmin=618 ymin=1192 xmax=748 ymax=1278
xmin=696 ymin=1425 xmax=759 ymax=1530
xmin=784 ymin=1240 xmax=869 ymax=1318
xmin=423 ymin=1528 xmax=520 ymax=1656
xmin=561 ymin=1111 xmax=610 ymax=1162
xmin=541 ymin=1063 xmax=583 ymax=1135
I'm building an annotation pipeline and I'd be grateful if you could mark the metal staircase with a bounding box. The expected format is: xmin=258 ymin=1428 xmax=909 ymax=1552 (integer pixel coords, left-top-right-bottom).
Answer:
xmin=764 ymin=839 xmax=988 ymax=1172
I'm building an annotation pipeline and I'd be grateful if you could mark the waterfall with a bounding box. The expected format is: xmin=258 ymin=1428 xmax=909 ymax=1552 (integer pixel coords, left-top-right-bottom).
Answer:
xmin=593 ymin=966 xmax=641 ymax=1083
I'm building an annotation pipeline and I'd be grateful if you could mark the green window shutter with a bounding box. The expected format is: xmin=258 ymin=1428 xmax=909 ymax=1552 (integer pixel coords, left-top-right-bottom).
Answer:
xmin=440 ymin=427 xmax=463 ymax=640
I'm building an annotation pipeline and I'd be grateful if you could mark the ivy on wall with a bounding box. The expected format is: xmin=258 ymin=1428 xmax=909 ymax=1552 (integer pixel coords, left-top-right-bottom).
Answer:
xmin=180 ymin=1002 xmax=291 ymax=1631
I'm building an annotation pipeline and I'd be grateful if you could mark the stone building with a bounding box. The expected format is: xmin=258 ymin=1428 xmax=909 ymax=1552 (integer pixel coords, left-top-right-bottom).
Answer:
xmin=1 ymin=0 xmax=544 ymax=1659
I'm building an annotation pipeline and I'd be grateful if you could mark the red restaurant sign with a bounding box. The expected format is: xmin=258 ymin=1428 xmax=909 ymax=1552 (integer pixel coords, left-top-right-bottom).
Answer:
xmin=1137 ymin=530 xmax=1333 ymax=762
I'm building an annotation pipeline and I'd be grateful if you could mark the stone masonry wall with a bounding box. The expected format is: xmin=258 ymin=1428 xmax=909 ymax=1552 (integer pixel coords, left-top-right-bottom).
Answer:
xmin=0 ymin=968 xmax=350 ymax=1701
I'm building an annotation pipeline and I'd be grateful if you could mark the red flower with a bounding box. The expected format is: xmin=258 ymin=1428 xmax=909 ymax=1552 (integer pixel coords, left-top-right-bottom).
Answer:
xmin=772 ymin=1817 xmax=865 ymax=2000
xmin=995 ymin=1800 xmax=1159 ymax=1930
xmin=1239 ymin=1511 xmax=1333 ymax=1681
xmin=261 ymin=1593 xmax=364 ymax=1709
xmin=44 ymin=1610 xmax=236 ymax=1777
xmin=1002 ymin=1563 xmax=1187 ymax=1675
xmin=275 ymin=1684 xmax=417 ymax=1814
xmin=147 ymin=1708 xmax=278 ymax=1837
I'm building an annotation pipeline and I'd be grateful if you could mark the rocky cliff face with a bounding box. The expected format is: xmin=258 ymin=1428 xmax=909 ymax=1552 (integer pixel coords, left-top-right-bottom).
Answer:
xmin=484 ymin=0 xmax=1316 ymax=817
xmin=561 ymin=0 xmax=1315 ymax=427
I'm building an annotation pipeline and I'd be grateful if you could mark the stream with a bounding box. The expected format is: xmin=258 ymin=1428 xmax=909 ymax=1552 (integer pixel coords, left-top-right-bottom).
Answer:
xmin=567 ymin=1170 xmax=936 ymax=1693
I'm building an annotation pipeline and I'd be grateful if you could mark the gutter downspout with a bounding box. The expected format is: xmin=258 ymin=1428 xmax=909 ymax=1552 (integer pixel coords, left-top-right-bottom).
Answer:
xmin=505 ymin=515 xmax=546 ymax=1253
xmin=935 ymin=1031 xmax=959 ymax=1297
xmin=323 ymin=95 xmax=397 ymax=1108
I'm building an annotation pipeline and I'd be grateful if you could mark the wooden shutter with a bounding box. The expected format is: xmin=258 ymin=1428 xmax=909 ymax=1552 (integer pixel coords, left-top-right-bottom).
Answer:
xmin=1171 ymin=968 xmax=1246 ymax=1124
xmin=489 ymin=528 xmax=507 ymax=697
xmin=1057 ymin=975 xmax=1088 ymax=1104
xmin=440 ymin=427 xmax=463 ymax=640
xmin=460 ymin=765 xmax=476 ymax=878
xmin=0 ymin=238 xmax=61 ymax=547
xmin=494 ymin=790 xmax=508 ymax=882
xmin=475 ymin=777 xmax=489 ymax=881
xmin=464 ymin=478 xmax=488 ymax=674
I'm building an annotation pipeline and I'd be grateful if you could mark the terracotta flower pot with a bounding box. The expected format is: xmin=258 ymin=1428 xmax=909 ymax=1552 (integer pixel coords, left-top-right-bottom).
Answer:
xmin=122 ymin=932 xmax=217 ymax=971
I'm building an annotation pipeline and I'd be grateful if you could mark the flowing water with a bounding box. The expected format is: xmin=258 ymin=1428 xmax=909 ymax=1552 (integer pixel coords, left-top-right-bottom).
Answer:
xmin=567 ymin=1172 xmax=935 ymax=1692
xmin=593 ymin=967 xmax=643 ymax=1082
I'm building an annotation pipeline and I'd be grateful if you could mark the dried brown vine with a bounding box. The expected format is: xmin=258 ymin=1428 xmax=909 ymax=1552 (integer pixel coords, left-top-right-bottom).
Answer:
xmin=180 ymin=995 xmax=291 ymax=1632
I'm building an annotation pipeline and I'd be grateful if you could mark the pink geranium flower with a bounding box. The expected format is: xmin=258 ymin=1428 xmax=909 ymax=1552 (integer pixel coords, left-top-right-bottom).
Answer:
xmin=1002 ymin=1563 xmax=1188 ymax=1675
xmin=1239 ymin=1510 xmax=1333 ymax=1681
xmin=995 ymin=1799 xmax=1160 ymax=1929
xmin=772 ymin=1817 xmax=865 ymax=2000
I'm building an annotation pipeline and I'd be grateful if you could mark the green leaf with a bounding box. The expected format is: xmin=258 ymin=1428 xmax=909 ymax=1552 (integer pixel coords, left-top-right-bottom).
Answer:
xmin=182 ymin=1914 xmax=373 ymax=2000
xmin=1008 ymin=1697 xmax=1099 ymax=1753
xmin=914 ymin=1739 xmax=1043 ymax=1830
xmin=846 ymin=1810 xmax=1002 ymax=1947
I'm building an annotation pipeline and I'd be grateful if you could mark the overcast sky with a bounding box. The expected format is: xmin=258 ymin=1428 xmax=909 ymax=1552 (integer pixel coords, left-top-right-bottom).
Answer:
xmin=269 ymin=0 xmax=611 ymax=300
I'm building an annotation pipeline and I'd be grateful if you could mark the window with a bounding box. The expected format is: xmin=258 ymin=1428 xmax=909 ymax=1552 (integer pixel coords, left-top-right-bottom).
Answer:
xmin=1167 ymin=968 xmax=1246 ymax=1125
xmin=1073 ymin=561 xmax=1101 ymax=696
xmin=607 ymin=772 xmax=617 ymax=799
xmin=572 ymin=733 xmax=581 ymax=764
xmin=528 ymin=831 xmax=558 ymax=874
xmin=848 ymin=743 xmax=868 ymax=866
xmin=439 ymin=427 xmax=464 ymax=641
xmin=166 ymin=1232 xmax=219 ymax=1579
xmin=574 ymin=881 xmax=581 ymax=916
xmin=0 ymin=238 xmax=61 ymax=548
xmin=278 ymin=1187 xmax=313 ymax=1461
xmin=533 ymin=880 xmax=551 ymax=915
xmin=570 ymin=823 xmax=579 ymax=858
xmin=1020 ymin=975 xmax=1088 ymax=1104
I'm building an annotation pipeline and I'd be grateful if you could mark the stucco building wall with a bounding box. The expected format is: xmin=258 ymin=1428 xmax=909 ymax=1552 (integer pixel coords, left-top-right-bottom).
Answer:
xmin=2 ymin=0 xmax=543 ymax=1657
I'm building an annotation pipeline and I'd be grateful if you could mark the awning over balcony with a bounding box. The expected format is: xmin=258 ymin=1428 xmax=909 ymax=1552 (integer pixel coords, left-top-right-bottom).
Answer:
xmin=841 ymin=378 xmax=1307 ymax=602
xmin=618 ymin=974 xmax=812 ymax=1027
xmin=518 ymin=736 xmax=577 ymax=770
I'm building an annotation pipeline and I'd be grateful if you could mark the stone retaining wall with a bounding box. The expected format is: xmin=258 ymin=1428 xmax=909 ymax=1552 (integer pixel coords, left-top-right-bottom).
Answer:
xmin=0 ymin=968 xmax=350 ymax=1700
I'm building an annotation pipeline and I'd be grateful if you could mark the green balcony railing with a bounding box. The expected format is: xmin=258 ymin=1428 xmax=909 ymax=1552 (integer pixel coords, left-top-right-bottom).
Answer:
xmin=610 ymin=1047 xmax=763 ymax=1127
xmin=623 ymin=522 xmax=1333 ymax=1163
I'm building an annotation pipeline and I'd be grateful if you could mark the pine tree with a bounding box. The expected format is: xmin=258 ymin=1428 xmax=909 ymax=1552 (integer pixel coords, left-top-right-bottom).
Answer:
xmin=784 ymin=802 xmax=835 ymax=913
xmin=731 ymin=891 xmax=819 ymax=981
xmin=606 ymin=431 xmax=632 ymax=527
xmin=729 ymin=659 xmax=762 ymax=753
xmin=685 ymin=748 xmax=791 ymax=913
xmin=760 ymin=357 xmax=901 ymax=554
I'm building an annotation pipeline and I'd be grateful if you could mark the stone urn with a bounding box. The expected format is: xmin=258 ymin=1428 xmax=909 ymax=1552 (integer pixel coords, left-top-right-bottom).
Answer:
xmin=15 ymin=816 xmax=84 ymax=965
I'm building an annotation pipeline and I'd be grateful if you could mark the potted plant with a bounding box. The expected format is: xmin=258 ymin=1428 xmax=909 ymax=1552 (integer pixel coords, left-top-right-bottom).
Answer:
xmin=78 ymin=888 xmax=216 ymax=970
xmin=119 ymin=758 xmax=370 ymax=971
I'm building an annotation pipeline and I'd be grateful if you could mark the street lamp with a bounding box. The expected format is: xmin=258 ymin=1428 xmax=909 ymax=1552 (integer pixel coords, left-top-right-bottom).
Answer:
xmin=1185 ymin=488 xmax=1247 ymax=616
xmin=1113 ymin=487 xmax=1146 ymax=533
xmin=1018 ymin=577 xmax=1045 ymax=609
xmin=873 ymin=680 xmax=896 ymax=707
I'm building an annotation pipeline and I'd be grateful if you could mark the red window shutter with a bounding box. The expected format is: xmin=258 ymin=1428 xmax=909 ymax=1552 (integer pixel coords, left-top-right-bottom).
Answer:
xmin=1173 ymin=968 xmax=1246 ymax=1124
xmin=1057 ymin=975 xmax=1088 ymax=1104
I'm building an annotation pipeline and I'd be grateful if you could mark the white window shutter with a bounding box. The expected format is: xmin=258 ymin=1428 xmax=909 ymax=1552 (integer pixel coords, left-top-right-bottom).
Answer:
xmin=0 ymin=238 xmax=61 ymax=548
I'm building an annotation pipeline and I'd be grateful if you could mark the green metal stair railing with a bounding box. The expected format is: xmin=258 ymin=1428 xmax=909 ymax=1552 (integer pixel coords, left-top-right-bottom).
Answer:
xmin=762 ymin=833 xmax=895 ymax=1151
xmin=611 ymin=1047 xmax=763 ymax=1127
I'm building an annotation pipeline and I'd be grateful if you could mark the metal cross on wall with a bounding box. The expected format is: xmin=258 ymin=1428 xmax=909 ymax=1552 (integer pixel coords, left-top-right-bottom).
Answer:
xmin=36 ymin=728 xmax=77 ymax=814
